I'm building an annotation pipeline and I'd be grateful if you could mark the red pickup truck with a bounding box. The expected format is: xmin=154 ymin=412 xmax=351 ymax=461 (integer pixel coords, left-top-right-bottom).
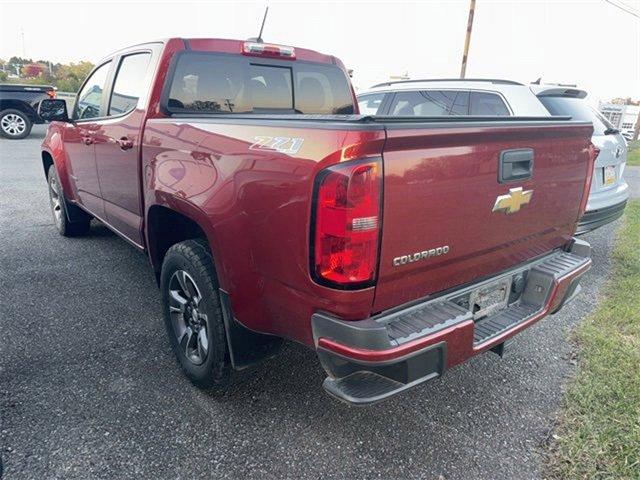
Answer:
xmin=39 ymin=38 xmax=596 ymax=405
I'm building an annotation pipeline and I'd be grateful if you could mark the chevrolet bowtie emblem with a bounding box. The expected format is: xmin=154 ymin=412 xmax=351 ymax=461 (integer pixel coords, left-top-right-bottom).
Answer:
xmin=492 ymin=187 xmax=533 ymax=214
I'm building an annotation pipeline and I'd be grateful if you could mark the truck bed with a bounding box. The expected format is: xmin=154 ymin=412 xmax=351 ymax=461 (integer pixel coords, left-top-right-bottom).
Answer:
xmin=143 ymin=114 xmax=593 ymax=346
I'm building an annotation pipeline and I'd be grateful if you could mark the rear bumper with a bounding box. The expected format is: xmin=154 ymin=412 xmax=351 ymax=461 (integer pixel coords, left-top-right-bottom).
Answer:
xmin=312 ymin=239 xmax=591 ymax=405
xmin=577 ymin=199 xmax=628 ymax=235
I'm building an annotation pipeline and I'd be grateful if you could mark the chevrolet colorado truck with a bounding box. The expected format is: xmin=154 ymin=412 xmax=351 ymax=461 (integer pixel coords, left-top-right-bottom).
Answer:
xmin=39 ymin=38 xmax=596 ymax=405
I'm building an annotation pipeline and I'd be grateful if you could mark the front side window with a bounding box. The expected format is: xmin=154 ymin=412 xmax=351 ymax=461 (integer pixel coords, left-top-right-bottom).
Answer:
xmin=469 ymin=91 xmax=510 ymax=116
xmin=166 ymin=53 xmax=355 ymax=115
xmin=109 ymin=53 xmax=152 ymax=116
xmin=75 ymin=61 xmax=111 ymax=120
xmin=357 ymin=93 xmax=384 ymax=115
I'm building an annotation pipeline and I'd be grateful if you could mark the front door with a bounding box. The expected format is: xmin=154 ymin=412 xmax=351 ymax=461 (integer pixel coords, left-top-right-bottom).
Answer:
xmin=63 ymin=60 xmax=113 ymax=219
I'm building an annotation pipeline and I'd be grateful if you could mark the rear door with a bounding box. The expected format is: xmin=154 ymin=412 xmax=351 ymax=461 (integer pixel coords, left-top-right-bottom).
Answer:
xmin=373 ymin=120 xmax=593 ymax=312
xmin=93 ymin=48 xmax=157 ymax=246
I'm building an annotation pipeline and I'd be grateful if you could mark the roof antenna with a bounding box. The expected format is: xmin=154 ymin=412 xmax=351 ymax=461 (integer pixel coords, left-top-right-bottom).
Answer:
xmin=250 ymin=6 xmax=269 ymax=43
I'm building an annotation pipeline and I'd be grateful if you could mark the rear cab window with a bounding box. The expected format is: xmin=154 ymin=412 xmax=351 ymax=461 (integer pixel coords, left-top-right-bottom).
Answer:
xmin=165 ymin=52 xmax=355 ymax=115
xmin=538 ymin=96 xmax=611 ymax=136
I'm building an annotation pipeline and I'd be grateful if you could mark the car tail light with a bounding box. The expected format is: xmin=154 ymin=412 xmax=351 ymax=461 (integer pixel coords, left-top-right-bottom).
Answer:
xmin=46 ymin=89 xmax=56 ymax=99
xmin=242 ymin=41 xmax=295 ymax=60
xmin=578 ymin=143 xmax=599 ymax=217
xmin=311 ymin=158 xmax=382 ymax=288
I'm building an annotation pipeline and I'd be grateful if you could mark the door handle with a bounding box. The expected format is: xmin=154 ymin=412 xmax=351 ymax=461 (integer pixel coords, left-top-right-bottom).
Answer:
xmin=81 ymin=136 xmax=93 ymax=146
xmin=499 ymin=148 xmax=534 ymax=183
xmin=117 ymin=136 xmax=134 ymax=150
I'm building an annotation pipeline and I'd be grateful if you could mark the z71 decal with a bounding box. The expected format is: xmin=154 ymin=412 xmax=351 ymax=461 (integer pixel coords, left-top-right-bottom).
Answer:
xmin=249 ymin=136 xmax=304 ymax=155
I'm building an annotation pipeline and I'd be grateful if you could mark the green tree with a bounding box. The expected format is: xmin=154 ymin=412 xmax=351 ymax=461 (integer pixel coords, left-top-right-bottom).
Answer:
xmin=55 ymin=61 xmax=94 ymax=92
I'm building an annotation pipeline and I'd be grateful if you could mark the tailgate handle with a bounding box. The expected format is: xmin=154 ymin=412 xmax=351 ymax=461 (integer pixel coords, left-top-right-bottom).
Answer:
xmin=499 ymin=149 xmax=533 ymax=183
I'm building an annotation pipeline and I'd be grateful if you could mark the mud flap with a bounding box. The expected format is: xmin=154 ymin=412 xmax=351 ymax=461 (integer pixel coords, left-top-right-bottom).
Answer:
xmin=219 ymin=289 xmax=283 ymax=370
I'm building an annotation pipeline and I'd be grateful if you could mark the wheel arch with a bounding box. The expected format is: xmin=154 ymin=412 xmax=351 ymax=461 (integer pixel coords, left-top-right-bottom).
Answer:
xmin=146 ymin=204 xmax=222 ymax=287
xmin=42 ymin=150 xmax=54 ymax=178
xmin=0 ymin=99 xmax=37 ymax=121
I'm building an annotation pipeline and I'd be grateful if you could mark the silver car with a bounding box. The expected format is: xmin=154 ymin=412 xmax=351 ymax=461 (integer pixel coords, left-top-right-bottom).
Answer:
xmin=531 ymin=86 xmax=629 ymax=234
xmin=357 ymin=79 xmax=629 ymax=234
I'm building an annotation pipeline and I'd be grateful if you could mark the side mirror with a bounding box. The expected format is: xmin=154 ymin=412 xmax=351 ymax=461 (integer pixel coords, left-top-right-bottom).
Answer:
xmin=38 ymin=99 xmax=70 ymax=122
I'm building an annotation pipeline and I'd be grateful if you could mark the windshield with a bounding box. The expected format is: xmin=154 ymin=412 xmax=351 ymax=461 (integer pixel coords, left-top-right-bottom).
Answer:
xmin=538 ymin=96 xmax=611 ymax=136
xmin=166 ymin=52 xmax=355 ymax=115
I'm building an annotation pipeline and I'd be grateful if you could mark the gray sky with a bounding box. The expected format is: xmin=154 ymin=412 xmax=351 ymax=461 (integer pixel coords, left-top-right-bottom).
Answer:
xmin=1 ymin=0 xmax=638 ymax=104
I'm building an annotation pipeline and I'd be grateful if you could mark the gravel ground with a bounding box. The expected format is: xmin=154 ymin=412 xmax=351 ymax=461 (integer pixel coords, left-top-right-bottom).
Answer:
xmin=0 ymin=126 xmax=635 ymax=480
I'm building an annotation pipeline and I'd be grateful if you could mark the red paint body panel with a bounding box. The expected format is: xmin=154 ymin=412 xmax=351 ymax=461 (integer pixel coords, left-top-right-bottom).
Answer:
xmin=374 ymin=123 xmax=594 ymax=312
xmin=142 ymin=119 xmax=385 ymax=344
xmin=41 ymin=37 xmax=595 ymax=356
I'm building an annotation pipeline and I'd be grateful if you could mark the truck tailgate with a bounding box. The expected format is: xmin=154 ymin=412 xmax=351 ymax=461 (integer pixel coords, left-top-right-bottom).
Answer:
xmin=374 ymin=120 xmax=594 ymax=313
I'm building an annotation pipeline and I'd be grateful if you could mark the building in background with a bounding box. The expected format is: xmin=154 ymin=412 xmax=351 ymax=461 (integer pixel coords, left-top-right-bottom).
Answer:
xmin=598 ymin=101 xmax=639 ymax=141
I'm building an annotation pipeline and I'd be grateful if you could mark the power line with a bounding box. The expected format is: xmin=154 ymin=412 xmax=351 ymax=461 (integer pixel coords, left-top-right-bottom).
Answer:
xmin=603 ymin=0 xmax=640 ymax=18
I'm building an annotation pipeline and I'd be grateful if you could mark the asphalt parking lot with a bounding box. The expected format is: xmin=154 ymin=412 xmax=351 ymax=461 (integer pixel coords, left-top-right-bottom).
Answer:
xmin=1 ymin=125 xmax=638 ymax=480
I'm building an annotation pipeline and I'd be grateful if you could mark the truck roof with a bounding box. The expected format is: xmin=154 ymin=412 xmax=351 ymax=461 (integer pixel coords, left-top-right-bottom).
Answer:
xmin=102 ymin=38 xmax=340 ymax=66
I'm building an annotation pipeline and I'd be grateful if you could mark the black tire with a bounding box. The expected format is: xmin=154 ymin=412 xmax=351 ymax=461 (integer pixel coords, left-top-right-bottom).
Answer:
xmin=161 ymin=239 xmax=231 ymax=389
xmin=0 ymin=108 xmax=33 ymax=139
xmin=47 ymin=165 xmax=91 ymax=236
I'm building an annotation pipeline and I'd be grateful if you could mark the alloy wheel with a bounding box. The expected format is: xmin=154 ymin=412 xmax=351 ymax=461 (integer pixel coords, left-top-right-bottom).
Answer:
xmin=168 ymin=270 xmax=210 ymax=365
xmin=1 ymin=114 xmax=26 ymax=137
xmin=48 ymin=174 xmax=63 ymax=228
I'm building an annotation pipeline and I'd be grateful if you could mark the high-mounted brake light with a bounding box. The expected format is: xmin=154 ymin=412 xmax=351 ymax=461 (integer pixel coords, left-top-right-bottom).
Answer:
xmin=311 ymin=158 xmax=382 ymax=288
xmin=242 ymin=41 xmax=296 ymax=60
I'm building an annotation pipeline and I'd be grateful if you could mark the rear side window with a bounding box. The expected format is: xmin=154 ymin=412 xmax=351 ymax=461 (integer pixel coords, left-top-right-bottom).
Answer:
xmin=166 ymin=53 xmax=354 ymax=115
xmin=357 ymin=93 xmax=385 ymax=115
xmin=388 ymin=90 xmax=470 ymax=116
xmin=538 ymin=96 xmax=609 ymax=135
xmin=469 ymin=92 xmax=510 ymax=116
xmin=109 ymin=53 xmax=152 ymax=116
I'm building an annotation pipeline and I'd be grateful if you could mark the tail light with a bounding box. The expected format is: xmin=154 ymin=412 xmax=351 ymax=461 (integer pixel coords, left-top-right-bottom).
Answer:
xmin=46 ymin=89 xmax=56 ymax=99
xmin=578 ymin=143 xmax=599 ymax=217
xmin=242 ymin=41 xmax=295 ymax=60
xmin=311 ymin=158 xmax=382 ymax=288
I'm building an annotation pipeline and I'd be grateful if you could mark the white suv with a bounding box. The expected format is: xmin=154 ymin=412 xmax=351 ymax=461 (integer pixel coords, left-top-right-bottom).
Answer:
xmin=531 ymin=86 xmax=629 ymax=233
xmin=357 ymin=78 xmax=549 ymax=117
xmin=357 ymin=79 xmax=629 ymax=234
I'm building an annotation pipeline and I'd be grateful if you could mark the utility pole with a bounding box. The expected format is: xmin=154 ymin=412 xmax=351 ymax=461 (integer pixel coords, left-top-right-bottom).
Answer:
xmin=460 ymin=0 xmax=476 ymax=79
xmin=20 ymin=27 xmax=26 ymax=58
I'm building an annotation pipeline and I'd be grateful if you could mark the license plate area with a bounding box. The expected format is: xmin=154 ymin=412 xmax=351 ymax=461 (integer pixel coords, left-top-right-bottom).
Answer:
xmin=468 ymin=277 xmax=512 ymax=320
xmin=604 ymin=165 xmax=616 ymax=186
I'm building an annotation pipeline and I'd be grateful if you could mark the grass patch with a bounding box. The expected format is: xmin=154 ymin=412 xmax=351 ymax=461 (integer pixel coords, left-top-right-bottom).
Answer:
xmin=546 ymin=200 xmax=640 ymax=479
xmin=628 ymin=141 xmax=640 ymax=167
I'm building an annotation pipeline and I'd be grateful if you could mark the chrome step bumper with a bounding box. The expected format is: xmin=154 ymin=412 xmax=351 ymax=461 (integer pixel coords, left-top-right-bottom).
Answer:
xmin=313 ymin=239 xmax=591 ymax=405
